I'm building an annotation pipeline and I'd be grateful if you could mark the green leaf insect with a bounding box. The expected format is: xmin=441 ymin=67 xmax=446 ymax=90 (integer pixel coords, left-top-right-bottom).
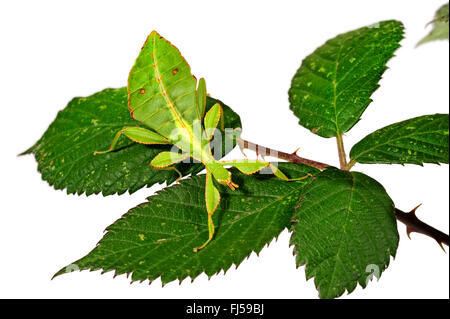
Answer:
xmin=94 ymin=31 xmax=311 ymax=252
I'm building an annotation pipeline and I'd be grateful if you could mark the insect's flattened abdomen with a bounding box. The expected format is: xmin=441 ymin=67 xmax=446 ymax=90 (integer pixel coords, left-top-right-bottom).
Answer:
xmin=128 ymin=31 xmax=198 ymax=140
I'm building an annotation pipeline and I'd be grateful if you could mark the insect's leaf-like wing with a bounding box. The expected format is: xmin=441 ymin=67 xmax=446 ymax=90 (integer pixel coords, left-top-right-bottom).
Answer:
xmin=290 ymin=168 xmax=399 ymax=299
xmin=128 ymin=31 xmax=198 ymax=140
xmin=289 ymin=20 xmax=404 ymax=138
xmin=22 ymin=88 xmax=241 ymax=196
xmin=53 ymin=163 xmax=319 ymax=283
xmin=350 ymin=114 xmax=449 ymax=165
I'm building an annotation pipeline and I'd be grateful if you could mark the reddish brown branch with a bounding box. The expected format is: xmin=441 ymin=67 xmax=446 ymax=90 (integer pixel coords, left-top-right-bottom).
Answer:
xmin=238 ymin=139 xmax=329 ymax=170
xmin=395 ymin=206 xmax=449 ymax=249
xmin=240 ymin=138 xmax=449 ymax=250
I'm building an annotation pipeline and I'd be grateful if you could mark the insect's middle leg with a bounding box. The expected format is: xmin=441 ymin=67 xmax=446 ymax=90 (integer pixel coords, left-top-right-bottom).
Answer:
xmin=150 ymin=151 xmax=190 ymax=181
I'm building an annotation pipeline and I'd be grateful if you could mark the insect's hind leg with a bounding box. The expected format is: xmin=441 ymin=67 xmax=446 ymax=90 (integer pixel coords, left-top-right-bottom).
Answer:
xmin=94 ymin=127 xmax=170 ymax=155
xmin=269 ymin=163 xmax=312 ymax=181
xmin=155 ymin=166 xmax=184 ymax=182
xmin=193 ymin=170 xmax=221 ymax=252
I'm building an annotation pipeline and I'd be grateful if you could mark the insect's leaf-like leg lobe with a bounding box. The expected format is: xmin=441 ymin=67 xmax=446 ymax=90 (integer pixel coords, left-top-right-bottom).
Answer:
xmin=93 ymin=127 xmax=170 ymax=155
xmin=193 ymin=170 xmax=220 ymax=252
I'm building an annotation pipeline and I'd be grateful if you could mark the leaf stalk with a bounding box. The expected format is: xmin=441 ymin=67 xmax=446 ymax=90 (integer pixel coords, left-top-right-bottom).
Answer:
xmin=336 ymin=134 xmax=349 ymax=170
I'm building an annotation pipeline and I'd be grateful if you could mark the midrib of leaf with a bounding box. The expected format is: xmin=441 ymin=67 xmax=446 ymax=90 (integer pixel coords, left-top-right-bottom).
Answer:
xmin=56 ymin=164 xmax=319 ymax=282
xmin=310 ymin=40 xmax=373 ymax=136
xmin=30 ymin=98 xmax=134 ymax=151
xmin=332 ymin=44 xmax=343 ymax=136
xmin=25 ymin=87 xmax=241 ymax=196
xmin=40 ymin=130 xmax=113 ymax=167
xmin=291 ymin=168 xmax=398 ymax=298
xmin=302 ymin=177 xmax=382 ymax=268
xmin=158 ymin=182 xmax=297 ymax=225
xmin=297 ymin=106 xmax=337 ymax=126
xmin=334 ymin=44 xmax=375 ymax=95
xmin=352 ymin=130 xmax=446 ymax=162
xmin=152 ymin=35 xmax=193 ymax=137
xmin=327 ymin=179 xmax=353 ymax=296
xmin=289 ymin=21 xmax=404 ymax=139
xmin=178 ymin=189 xmax=296 ymax=274
xmin=81 ymin=188 xmax=297 ymax=266
xmin=307 ymin=40 xmax=375 ymax=136
xmin=332 ymin=39 xmax=380 ymax=127
xmin=356 ymin=178 xmax=393 ymax=253
xmin=350 ymin=114 xmax=449 ymax=165
xmin=70 ymin=189 xmax=298 ymax=276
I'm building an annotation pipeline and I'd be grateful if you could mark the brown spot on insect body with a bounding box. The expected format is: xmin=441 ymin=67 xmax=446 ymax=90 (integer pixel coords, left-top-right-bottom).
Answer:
xmin=139 ymin=88 xmax=146 ymax=95
xmin=172 ymin=68 xmax=179 ymax=75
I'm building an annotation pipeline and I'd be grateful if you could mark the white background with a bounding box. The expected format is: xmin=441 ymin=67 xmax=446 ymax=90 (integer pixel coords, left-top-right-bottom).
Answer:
xmin=1 ymin=0 xmax=448 ymax=299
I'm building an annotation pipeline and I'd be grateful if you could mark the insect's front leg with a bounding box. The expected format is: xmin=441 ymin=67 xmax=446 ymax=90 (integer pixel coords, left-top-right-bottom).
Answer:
xmin=206 ymin=161 xmax=239 ymax=190
xmin=94 ymin=127 xmax=170 ymax=155
xmin=203 ymin=103 xmax=224 ymax=141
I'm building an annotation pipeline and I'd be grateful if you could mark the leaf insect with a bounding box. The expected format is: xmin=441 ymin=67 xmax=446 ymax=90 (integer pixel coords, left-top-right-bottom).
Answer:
xmin=95 ymin=31 xmax=311 ymax=251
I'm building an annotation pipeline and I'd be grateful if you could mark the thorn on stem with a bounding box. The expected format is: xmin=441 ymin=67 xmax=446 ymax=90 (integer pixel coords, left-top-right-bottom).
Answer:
xmin=410 ymin=203 xmax=422 ymax=216
xmin=400 ymin=204 xmax=447 ymax=252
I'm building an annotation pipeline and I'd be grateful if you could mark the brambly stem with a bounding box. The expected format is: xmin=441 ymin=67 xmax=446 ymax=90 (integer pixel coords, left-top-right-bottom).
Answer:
xmin=240 ymin=138 xmax=449 ymax=250
xmin=238 ymin=139 xmax=329 ymax=170
xmin=395 ymin=207 xmax=449 ymax=249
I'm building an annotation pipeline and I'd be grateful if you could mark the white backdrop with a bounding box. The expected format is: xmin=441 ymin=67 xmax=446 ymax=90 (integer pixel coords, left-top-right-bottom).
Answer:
xmin=1 ymin=0 xmax=448 ymax=299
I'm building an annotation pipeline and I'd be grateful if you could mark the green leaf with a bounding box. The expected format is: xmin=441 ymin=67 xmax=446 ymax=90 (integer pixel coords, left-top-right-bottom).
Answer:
xmin=350 ymin=114 xmax=449 ymax=165
xmin=418 ymin=3 xmax=449 ymax=46
xmin=290 ymin=168 xmax=399 ymax=299
xmin=289 ymin=20 xmax=404 ymax=138
xmin=54 ymin=163 xmax=319 ymax=283
xmin=128 ymin=31 xmax=199 ymax=139
xmin=22 ymin=88 xmax=241 ymax=196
